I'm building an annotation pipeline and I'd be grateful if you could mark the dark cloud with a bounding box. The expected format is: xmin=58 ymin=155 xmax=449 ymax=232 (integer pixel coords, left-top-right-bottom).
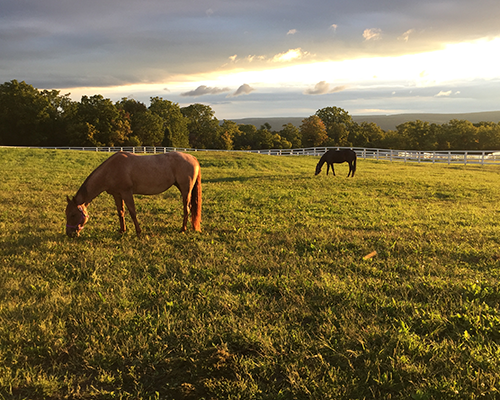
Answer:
xmin=0 ymin=0 xmax=499 ymax=117
xmin=228 ymin=84 xmax=255 ymax=97
xmin=181 ymin=85 xmax=231 ymax=97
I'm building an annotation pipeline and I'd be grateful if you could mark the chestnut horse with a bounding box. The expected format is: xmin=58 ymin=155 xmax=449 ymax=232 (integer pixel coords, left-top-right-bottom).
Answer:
xmin=65 ymin=151 xmax=201 ymax=237
xmin=315 ymin=149 xmax=357 ymax=177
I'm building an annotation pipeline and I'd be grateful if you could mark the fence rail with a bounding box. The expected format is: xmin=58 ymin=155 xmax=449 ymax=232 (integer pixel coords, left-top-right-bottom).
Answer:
xmin=4 ymin=145 xmax=500 ymax=166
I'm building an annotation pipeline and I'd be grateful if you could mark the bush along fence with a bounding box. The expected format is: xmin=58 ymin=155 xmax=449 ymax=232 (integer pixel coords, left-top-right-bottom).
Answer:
xmin=3 ymin=145 xmax=500 ymax=166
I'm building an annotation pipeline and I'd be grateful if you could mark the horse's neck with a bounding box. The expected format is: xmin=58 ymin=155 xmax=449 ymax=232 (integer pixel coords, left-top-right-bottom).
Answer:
xmin=318 ymin=155 xmax=327 ymax=166
xmin=75 ymin=173 xmax=104 ymax=205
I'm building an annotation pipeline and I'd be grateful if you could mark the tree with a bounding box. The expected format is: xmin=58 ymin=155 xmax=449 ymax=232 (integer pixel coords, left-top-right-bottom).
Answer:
xmin=181 ymin=103 xmax=219 ymax=149
xmin=300 ymin=115 xmax=328 ymax=147
xmin=73 ymin=95 xmax=131 ymax=146
xmin=234 ymin=124 xmax=258 ymax=150
xmin=132 ymin=111 xmax=165 ymax=146
xmin=256 ymin=124 xmax=274 ymax=149
xmin=351 ymin=122 xmax=385 ymax=148
xmin=441 ymin=119 xmax=479 ymax=150
xmin=149 ymin=97 xmax=190 ymax=147
xmin=0 ymin=80 xmax=63 ymax=146
xmin=315 ymin=106 xmax=354 ymax=146
xmin=117 ymin=98 xmax=164 ymax=146
xmin=279 ymin=123 xmax=302 ymax=148
xmin=396 ymin=120 xmax=438 ymax=150
xmin=217 ymin=120 xmax=240 ymax=150
xmin=475 ymin=122 xmax=500 ymax=150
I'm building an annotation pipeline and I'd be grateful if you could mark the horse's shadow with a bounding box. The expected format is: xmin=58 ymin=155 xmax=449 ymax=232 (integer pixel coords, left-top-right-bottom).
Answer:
xmin=202 ymin=176 xmax=255 ymax=184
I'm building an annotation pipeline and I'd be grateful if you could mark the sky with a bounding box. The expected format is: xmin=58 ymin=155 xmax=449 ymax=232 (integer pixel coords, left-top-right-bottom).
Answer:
xmin=1 ymin=0 xmax=500 ymax=119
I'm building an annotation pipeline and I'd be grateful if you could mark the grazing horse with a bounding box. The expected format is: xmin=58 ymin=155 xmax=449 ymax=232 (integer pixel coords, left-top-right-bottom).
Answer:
xmin=65 ymin=151 xmax=202 ymax=237
xmin=315 ymin=149 xmax=357 ymax=177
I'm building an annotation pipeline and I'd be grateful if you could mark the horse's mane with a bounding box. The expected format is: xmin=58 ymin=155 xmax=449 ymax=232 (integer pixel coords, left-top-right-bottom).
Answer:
xmin=75 ymin=152 xmax=123 ymax=202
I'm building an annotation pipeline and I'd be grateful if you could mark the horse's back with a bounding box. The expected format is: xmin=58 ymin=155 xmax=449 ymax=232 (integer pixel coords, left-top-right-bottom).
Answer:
xmin=105 ymin=152 xmax=200 ymax=195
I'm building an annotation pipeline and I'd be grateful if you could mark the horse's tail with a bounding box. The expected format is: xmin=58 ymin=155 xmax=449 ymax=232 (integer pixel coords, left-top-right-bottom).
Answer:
xmin=191 ymin=168 xmax=202 ymax=231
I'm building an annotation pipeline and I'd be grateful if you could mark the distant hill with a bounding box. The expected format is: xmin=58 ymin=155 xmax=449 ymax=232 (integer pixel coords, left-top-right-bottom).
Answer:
xmin=230 ymin=111 xmax=500 ymax=132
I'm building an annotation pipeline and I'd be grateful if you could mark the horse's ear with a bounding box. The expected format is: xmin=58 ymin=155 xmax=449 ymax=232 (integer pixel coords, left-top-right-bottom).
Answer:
xmin=66 ymin=195 xmax=74 ymax=204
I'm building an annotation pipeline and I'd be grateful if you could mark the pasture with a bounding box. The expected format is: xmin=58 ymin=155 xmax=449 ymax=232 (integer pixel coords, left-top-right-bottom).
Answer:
xmin=0 ymin=148 xmax=499 ymax=399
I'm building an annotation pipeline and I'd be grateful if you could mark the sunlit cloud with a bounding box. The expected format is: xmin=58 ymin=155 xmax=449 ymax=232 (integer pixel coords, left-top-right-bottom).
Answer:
xmin=363 ymin=28 xmax=382 ymax=41
xmin=181 ymin=85 xmax=230 ymax=97
xmin=399 ymin=29 xmax=415 ymax=42
xmin=304 ymin=81 xmax=348 ymax=95
xmin=330 ymin=24 xmax=338 ymax=33
xmin=271 ymin=48 xmax=310 ymax=63
xmin=287 ymin=29 xmax=298 ymax=35
xmin=436 ymin=90 xmax=452 ymax=97
xmin=228 ymin=84 xmax=255 ymax=97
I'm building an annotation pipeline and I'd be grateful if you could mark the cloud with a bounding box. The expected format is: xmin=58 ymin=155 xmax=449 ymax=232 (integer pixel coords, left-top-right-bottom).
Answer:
xmin=228 ymin=84 xmax=255 ymax=97
xmin=181 ymin=85 xmax=230 ymax=97
xmin=399 ymin=29 xmax=415 ymax=42
xmin=435 ymin=90 xmax=452 ymax=97
xmin=304 ymin=81 xmax=348 ymax=95
xmin=363 ymin=28 xmax=382 ymax=41
xmin=287 ymin=29 xmax=298 ymax=35
xmin=330 ymin=24 xmax=338 ymax=33
xmin=271 ymin=48 xmax=309 ymax=63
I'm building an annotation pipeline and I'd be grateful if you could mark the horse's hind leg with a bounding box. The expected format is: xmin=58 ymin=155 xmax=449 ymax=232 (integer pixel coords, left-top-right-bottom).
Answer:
xmin=180 ymin=190 xmax=192 ymax=233
xmin=112 ymin=194 xmax=127 ymax=233
xmin=347 ymin=161 xmax=353 ymax=177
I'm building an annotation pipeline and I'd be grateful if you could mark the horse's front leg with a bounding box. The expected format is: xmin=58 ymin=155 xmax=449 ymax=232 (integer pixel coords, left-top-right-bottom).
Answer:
xmin=122 ymin=192 xmax=142 ymax=235
xmin=331 ymin=164 xmax=336 ymax=176
xmin=112 ymin=194 xmax=127 ymax=233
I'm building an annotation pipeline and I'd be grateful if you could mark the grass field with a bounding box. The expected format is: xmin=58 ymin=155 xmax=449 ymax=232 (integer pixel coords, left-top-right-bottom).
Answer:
xmin=0 ymin=148 xmax=499 ymax=399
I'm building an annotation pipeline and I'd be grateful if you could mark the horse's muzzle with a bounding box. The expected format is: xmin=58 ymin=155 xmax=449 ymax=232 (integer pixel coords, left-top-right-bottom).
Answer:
xmin=66 ymin=226 xmax=82 ymax=237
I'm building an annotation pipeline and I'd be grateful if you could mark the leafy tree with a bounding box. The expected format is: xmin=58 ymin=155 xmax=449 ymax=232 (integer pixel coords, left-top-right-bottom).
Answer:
xmin=217 ymin=120 xmax=240 ymax=150
xmin=73 ymin=95 xmax=131 ymax=146
xmin=441 ymin=119 xmax=479 ymax=150
xmin=132 ymin=111 xmax=164 ymax=146
xmin=149 ymin=97 xmax=190 ymax=147
xmin=181 ymin=103 xmax=219 ymax=149
xmin=475 ymin=122 xmax=500 ymax=150
xmin=300 ymin=115 xmax=328 ymax=147
xmin=233 ymin=124 xmax=258 ymax=150
xmin=0 ymin=80 xmax=62 ymax=146
xmin=279 ymin=123 xmax=302 ymax=148
xmin=315 ymin=106 xmax=353 ymax=146
xmin=396 ymin=120 xmax=438 ymax=150
xmin=117 ymin=98 xmax=164 ymax=146
xmin=352 ymin=122 xmax=385 ymax=148
xmin=256 ymin=124 xmax=274 ymax=149
xmin=117 ymin=97 xmax=148 ymax=115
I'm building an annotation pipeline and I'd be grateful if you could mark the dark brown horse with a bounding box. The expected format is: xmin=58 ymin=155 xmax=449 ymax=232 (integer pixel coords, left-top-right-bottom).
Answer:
xmin=315 ymin=149 xmax=357 ymax=177
xmin=65 ymin=151 xmax=202 ymax=237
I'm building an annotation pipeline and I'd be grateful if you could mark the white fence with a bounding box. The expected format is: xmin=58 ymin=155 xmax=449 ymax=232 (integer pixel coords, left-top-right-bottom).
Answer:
xmin=4 ymin=145 xmax=500 ymax=166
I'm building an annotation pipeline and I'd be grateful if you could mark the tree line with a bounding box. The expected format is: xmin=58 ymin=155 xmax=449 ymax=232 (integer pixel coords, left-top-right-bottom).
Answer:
xmin=1 ymin=80 xmax=500 ymax=150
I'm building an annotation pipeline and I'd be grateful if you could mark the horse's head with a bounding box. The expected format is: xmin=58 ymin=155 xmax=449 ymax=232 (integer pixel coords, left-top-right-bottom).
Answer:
xmin=65 ymin=196 xmax=89 ymax=237
xmin=314 ymin=162 xmax=322 ymax=175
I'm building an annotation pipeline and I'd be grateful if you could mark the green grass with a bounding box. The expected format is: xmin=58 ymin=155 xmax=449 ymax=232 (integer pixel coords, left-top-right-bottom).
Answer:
xmin=1 ymin=148 xmax=499 ymax=399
